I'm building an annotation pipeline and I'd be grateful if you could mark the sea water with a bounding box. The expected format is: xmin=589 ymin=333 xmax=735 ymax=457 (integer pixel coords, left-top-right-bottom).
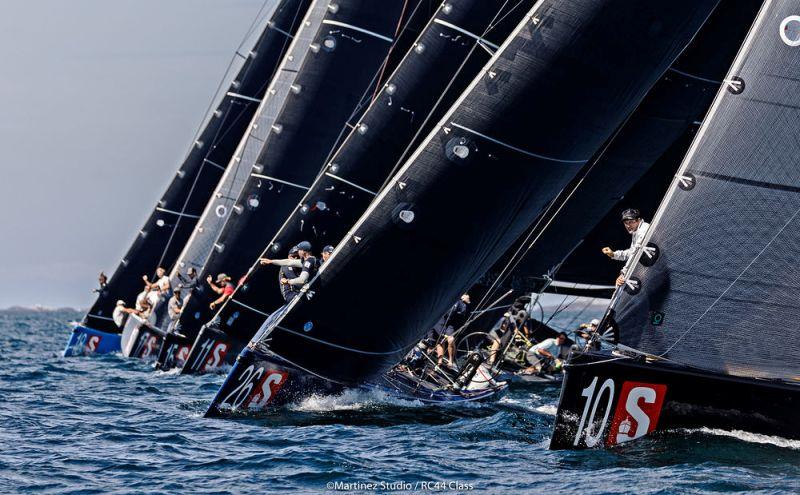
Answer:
xmin=1 ymin=309 xmax=799 ymax=494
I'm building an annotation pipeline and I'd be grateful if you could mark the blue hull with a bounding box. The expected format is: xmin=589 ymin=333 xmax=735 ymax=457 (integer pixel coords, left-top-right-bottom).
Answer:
xmin=63 ymin=325 xmax=121 ymax=357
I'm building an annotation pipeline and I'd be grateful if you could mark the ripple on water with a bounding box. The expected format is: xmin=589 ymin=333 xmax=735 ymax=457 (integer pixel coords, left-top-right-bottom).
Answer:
xmin=1 ymin=310 xmax=799 ymax=494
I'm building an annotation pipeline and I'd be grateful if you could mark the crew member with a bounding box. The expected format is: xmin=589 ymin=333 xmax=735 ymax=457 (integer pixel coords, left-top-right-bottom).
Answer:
xmin=177 ymin=267 xmax=199 ymax=293
xmin=602 ymin=208 xmax=650 ymax=286
xmin=576 ymin=318 xmax=600 ymax=344
xmin=433 ymin=294 xmax=471 ymax=369
xmin=524 ymin=332 xmax=569 ymax=373
xmin=320 ymin=245 xmax=334 ymax=264
xmin=167 ymin=289 xmax=183 ymax=332
xmin=261 ymin=241 xmax=318 ymax=288
xmin=207 ymin=273 xmax=234 ymax=310
xmin=112 ymin=300 xmax=139 ymax=328
xmin=142 ymin=267 xmax=171 ymax=295
xmin=93 ymin=272 xmax=108 ymax=293
xmin=487 ymin=312 xmax=518 ymax=366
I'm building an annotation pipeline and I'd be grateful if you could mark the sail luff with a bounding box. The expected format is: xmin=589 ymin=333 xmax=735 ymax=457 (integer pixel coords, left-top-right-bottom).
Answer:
xmin=81 ymin=0 xmax=302 ymax=333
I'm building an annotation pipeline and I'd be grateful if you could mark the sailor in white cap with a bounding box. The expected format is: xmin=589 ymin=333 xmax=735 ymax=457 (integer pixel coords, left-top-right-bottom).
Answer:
xmin=112 ymin=300 xmax=139 ymax=328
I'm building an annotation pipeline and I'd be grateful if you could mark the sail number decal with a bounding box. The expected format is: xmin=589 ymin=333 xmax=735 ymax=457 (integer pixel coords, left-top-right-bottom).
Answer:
xmin=220 ymin=364 xmax=288 ymax=410
xmin=70 ymin=331 xmax=101 ymax=356
xmin=189 ymin=338 xmax=230 ymax=372
xmin=133 ymin=331 xmax=160 ymax=359
xmin=573 ymin=377 xmax=667 ymax=447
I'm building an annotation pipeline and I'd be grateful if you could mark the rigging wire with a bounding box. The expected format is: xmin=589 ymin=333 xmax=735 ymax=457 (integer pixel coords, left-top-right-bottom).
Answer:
xmin=377 ymin=0 xmax=518 ymax=193
xmin=156 ymin=1 xmax=307 ymax=270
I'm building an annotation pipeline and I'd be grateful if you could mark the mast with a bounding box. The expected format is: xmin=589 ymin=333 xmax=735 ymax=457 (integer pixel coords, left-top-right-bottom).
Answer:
xmin=203 ymin=0 xmax=538 ymax=349
xmin=607 ymin=0 xmax=800 ymax=382
xmin=81 ymin=0 xmax=309 ymax=333
xmin=221 ymin=0 xmax=722 ymax=389
xmin=166 ymin=0 xmax=427 ymax=343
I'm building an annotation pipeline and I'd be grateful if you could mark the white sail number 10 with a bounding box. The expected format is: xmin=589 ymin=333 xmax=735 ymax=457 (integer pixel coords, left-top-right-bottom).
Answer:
xmin=573 ymin=377 xmax=667 ymax=447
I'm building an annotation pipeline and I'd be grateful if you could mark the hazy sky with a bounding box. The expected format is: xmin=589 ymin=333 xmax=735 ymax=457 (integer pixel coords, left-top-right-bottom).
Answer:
xmin=0 ymin=0 xmax=271 ymax=308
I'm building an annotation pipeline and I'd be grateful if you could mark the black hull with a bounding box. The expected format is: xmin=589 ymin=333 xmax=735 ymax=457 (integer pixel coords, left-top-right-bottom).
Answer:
xmin=178 ymin=326 xmax=244 ymax=375
xmin=205 ymin=346 xmax=340 ymax=417
xmin=549 ymin=351 xmax=800 ymax=449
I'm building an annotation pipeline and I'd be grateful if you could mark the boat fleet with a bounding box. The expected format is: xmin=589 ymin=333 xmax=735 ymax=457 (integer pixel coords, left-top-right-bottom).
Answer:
xmin=66 ymin=0 xmax=800 ymax=450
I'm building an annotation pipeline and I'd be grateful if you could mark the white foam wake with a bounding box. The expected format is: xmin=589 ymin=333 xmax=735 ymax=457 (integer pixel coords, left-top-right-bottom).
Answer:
xmin=689 ymin=428 xmax=800 ymax=450
xmin=290 ymin=388 xmax=424 ymax=412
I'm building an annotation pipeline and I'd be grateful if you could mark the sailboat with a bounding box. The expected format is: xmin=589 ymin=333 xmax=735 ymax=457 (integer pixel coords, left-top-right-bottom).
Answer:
xmin=460 ymin=0 xmax=762 ymax=384
xmin=121 ymin=0 xmax=424 ymax=363
xmin=550 ymin=0 xmax=800 ymax=449
xmin=204 ymin=0 xmax=721 ymax=417
xmin=178 ymin=0 xmax=537 ymax=375
xmin=64 ymin=0 xmax=310 ymax=357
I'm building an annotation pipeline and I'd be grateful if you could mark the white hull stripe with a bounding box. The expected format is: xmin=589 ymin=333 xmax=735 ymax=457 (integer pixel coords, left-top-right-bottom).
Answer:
xmin=226 ymin=91 xmax=262 ymax=103
xmin=668 ymin=68 xmax=721 ymax=85
xmin=87 ymin=314 xmax=115 ymax=322
xmin=450 ymin=122 xmax=588 ymax=164
xmin=322 ymin=20 xmax=393 ymax=43
xmin=156 ymin=207 xmax=201 ymax=219
xmin=433 ymin=19 xmax=499 ymax=51
xmin=230 ymin=298 xmax=270 ymax=316
xmin=324 ymin=172 xmax=377 ymax=195
xmin=251 ymin=173 xmax=310 ymax=190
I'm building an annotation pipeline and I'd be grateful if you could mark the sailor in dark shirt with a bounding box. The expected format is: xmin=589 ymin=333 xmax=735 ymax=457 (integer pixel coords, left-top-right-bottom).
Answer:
xmin=320 ymin=245 xmax=334 ymax=264
xmin=261 ymin=241 xmax=318 ymax=302
xmin=177 ymin=267 xmax=199 ymax=293
xmin=487 ymin=312 xmax=518 ymax=366
xmin=278 ymin=247 xmax=301 ymax=302
xmin=433 ymin=294 xmax=471 ymax=369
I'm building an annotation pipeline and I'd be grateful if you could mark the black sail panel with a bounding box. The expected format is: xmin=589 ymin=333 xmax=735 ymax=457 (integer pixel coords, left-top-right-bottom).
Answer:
xmin=480 ymin=0 xmax=763 ymax=293
xmin=82 ymin=0 xmax=309 ymax=333
xmin=612 ymin=0 xmax=800 ymax=382
xmin=213 ymin=0 xmax=537 ymax=343
xmin=252 ymin=0 xmax=720 ymax=384
xmin=173 ymin=0 xmax=423 ymax=338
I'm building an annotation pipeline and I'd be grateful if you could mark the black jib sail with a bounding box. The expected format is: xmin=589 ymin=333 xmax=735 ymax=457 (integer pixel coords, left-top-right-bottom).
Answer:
xmin=79 ymin=0 xmax=309 ymax=335
xmin=183 ymin=0 xmax=537 ymax=374
xmin=551 ymin=0 xmax=800 ymax=450
xmin=206 ymin=0 xmax=721 ymax=415
xmin=158 ymin=0 xmax=427 ymax=365
xmin=476 ymin=0 xmax=763 ymax=298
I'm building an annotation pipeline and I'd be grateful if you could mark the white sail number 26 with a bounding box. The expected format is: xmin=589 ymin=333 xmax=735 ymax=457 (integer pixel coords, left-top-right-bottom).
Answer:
xmin=574 ymin=377 xmax=615 ymax=447
xmin=221 ymin=364 xmax=265 ymax=409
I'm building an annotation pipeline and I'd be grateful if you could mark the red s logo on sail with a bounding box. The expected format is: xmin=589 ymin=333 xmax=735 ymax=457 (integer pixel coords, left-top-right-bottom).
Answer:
xmin=606 ymin=381 xmax=667 ymax=446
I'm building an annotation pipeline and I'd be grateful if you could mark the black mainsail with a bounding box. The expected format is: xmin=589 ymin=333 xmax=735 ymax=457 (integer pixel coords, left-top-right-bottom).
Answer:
xmin=181 ymin=0 xmax=537 ymax=374
xmin=551 ymin=0 xmax=800 ymax=449
xmin=476 ymin=0 xmax=762 ymax=300
xmin=153 ymin=0 xmax=427 ymax=366
xmin=78 ymin=0 xmax=309 ymax=336
xmin=205 ymin=0 xmax=721 ymax=415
